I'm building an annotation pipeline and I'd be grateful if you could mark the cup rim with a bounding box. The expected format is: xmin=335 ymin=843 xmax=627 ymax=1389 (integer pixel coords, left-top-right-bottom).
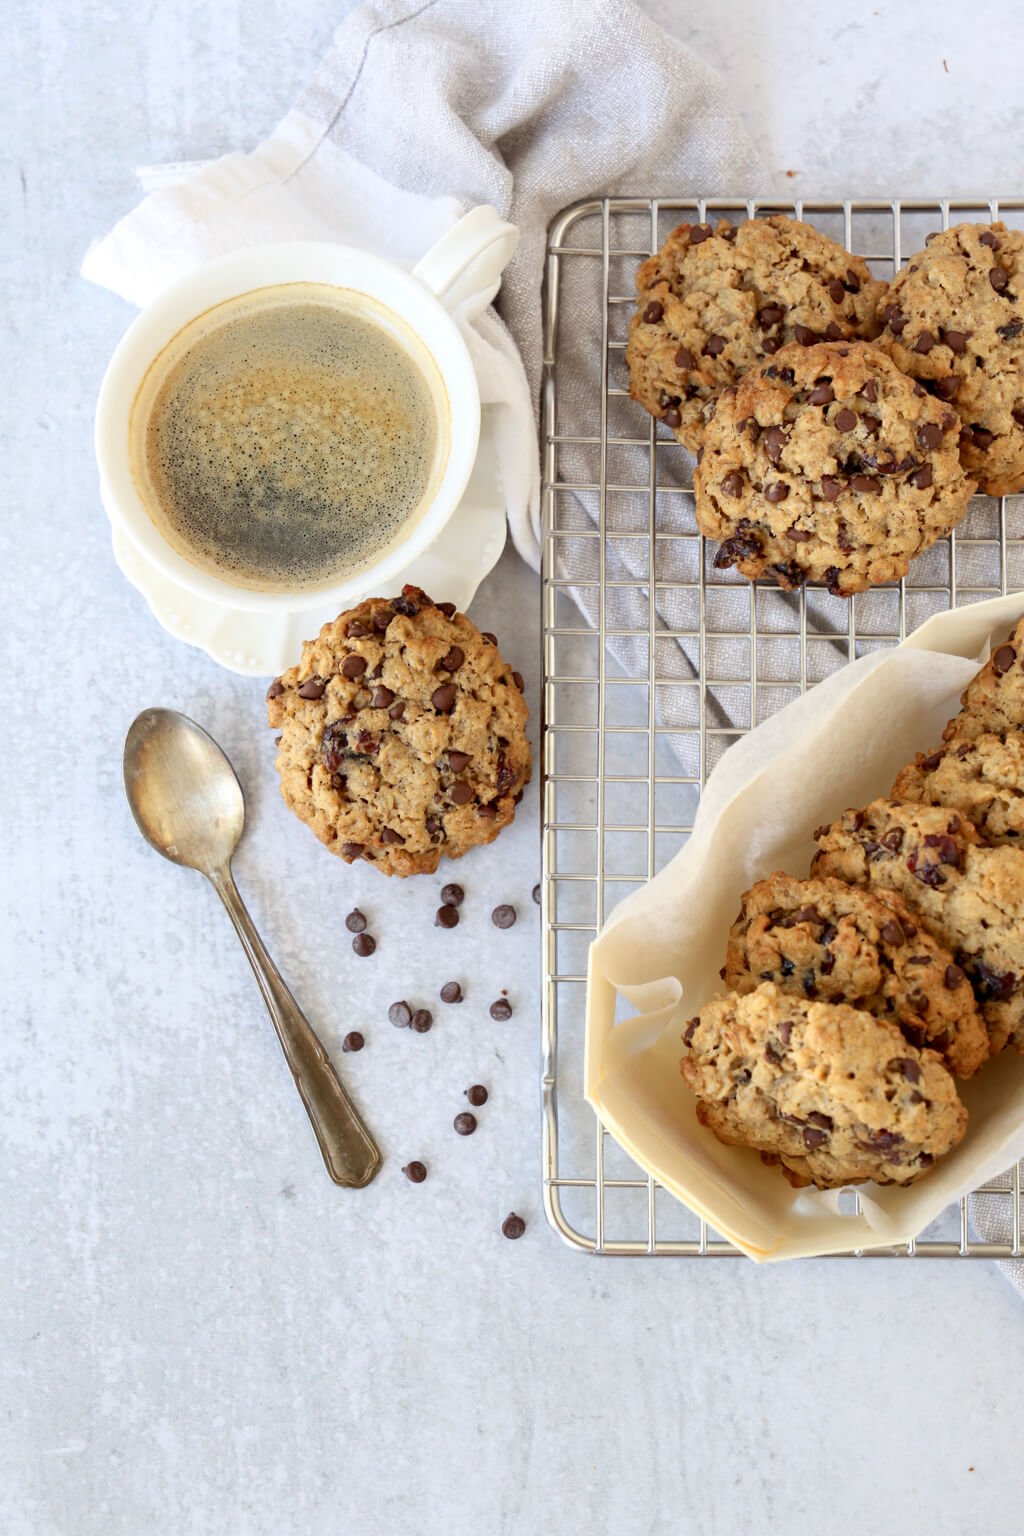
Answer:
xmin=95 ymin=242 xmax=481 ymax=613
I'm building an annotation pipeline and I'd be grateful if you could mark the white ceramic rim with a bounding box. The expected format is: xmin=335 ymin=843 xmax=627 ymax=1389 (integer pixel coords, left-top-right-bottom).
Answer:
xmin=95 ymin=242 xmax=481 ymax=613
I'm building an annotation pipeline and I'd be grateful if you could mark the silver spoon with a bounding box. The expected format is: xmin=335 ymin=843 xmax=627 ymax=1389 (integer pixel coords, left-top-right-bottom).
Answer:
xmin=123 ymin=707 xmax=382 ymax=1188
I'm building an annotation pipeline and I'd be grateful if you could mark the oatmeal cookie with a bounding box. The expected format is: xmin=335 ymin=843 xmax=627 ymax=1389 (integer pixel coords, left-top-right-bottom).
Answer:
xmin=941 ymin=615 xmax=1024 ymax=742
xmin=267 ymin=587 xmax=530 ymax=876
xmin=680 ymin=983 xmax=967 ymax=1189
xmin=693 ymin=340 xmax=974 ymax=594
xmin=626 ymin=215 xmax=884 ymax=451
xmin=723 ymin=873 xmax=987 ymax=1077
xmin=894 ymin=731 xmax=1024 ymax=849
xmin=875 ymin=222 xmax=1024 ymax=495
xmin=812 ymin=798 xmax=1024 ymax=1052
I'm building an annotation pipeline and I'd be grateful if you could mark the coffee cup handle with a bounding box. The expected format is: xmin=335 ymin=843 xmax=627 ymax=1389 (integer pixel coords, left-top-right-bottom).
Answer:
xmin=412 ymin=205 xmax=518 ymax=315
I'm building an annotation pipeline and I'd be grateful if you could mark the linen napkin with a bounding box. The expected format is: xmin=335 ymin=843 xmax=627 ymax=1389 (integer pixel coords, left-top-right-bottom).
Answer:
xmin=82 ymin=0 xmax=763 ymax=571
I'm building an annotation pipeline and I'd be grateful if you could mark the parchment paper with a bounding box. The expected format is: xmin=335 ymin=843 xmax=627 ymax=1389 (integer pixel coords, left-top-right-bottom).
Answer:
xmin=586 ymin=591 xmax=1024 ymax=1261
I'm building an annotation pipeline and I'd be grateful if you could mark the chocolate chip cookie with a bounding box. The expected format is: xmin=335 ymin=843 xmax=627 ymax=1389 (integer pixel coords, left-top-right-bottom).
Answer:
xmin=694 ymin=341 xmax=975 ymax=594
xmin=267 ymin=587 xmax=530 ymax=876
xmin=723 ymin=873 xmax=988 ymax=1077
xmin=941 ymin=616 xmax=1024 ymax=742
xmin=626 ymin=215 xmax=885 ymax=452
xmin=812 ymin=798 xmax=1024 ymax=1053
xmin=875 ymin=222 xmax=1024 ymax=496
xmin=894 ymin=731 xmax=1024 ymax=849
xmin=680 ymin=983 xmax=967 ymax=1189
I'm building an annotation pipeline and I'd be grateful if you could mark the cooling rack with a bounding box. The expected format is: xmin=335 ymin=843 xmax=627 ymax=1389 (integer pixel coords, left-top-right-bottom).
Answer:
xmin=540 ymin=196 xmax=1024 ymax=1258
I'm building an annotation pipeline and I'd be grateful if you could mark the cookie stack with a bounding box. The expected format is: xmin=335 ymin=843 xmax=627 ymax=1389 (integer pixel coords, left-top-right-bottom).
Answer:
xmin=680 ymin=618 xmax=1024 ymax=1190
xmin=627 ymin=216 xmax=1024 ymax=595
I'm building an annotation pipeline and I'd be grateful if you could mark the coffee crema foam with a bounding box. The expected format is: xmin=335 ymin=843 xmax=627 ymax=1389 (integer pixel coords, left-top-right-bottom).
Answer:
xmin=131 ymin=284 xmax=447 ymax=591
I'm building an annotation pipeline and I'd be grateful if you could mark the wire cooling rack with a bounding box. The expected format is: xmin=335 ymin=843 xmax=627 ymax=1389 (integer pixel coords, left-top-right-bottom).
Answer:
xmin=540 ymin=196 xmax=1024 ymax=1258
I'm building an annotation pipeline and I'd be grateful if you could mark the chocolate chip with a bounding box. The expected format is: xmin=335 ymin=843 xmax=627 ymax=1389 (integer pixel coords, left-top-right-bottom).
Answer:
xmin=990 ymin=266 xmax=1009 ymax=293
xmin=381 ymin=827 xmax=405 ymax=844
xmin=674 ymin=345 xmax=695 ymax=370
xmin=938 ymin=328 xmax=966 ymax=356
xmin=477 ymin=804 xmax=498 ymax=820
xmin=391 ymin=593 xmax=421 ymax=617
xmin=450 ymin=780 xmax=474 ymax=806
xmin=762 ymin=426 xmax=786 ymax=466
xmin=352 ymin=933 xmax=376 ymax=957
xmin=835 ymin=408 xmax=858 ymax=432
xmin=532 ymin=884 xmax=541 ymax=906
xmin=345 ymin=909 xmax=367 ymax=934
xmin=492 ymin=904 xmax=517 ymax=929
xmin=341 ymin=842 xmax=364 ymax=859
xmin=880 ymin=920 xmax=905 ymax=946
xmin=432 ymin=684 xmax=457 ymax=714
xmin=826 ymin=279 xmax=846 ymax=304
xmin=340 ymin=654 xmax=366 ymax=680
xmin=785 ymin=526 xmax=812 ymax=542
xmin=512 ymin=671 xmax=525 ymax=692
xmin=999 ymin=320 xmax=1024 ymax=340
xmin=402 ymin=1161 xmax=427 ymax=1183
xmin=440 ymin=981 xmax=463 ymax=1004
xmin=859 ymin=379 xmax=879 ymax=403
xmin=939 ymin=963 xmax=966 ymax=992
xmin=803 ymin=1128 xmax=828 ymax=1151
xmin=914 ymin=330 xmax=936 ymax=354
xmin=411 ymin=1009 xmax=433 ymax=1033
xmin=490 ymin=998 xmax=513 ymax=1021
xmin=809 ymin=382 xmax=835 ymax=406
xmin=820 ymin=475 xmax=842 ymax=501
xmin=721 ymin=471 xmax=744 ymax=497
xmin=689 ymin=223 xmax=713 ymax=244
xmin=973 ymin=962 xmax=1017 ymax=1002
xmin=368 ymin=686 xmax=393 ymax=709
xmin=266 ymin=678 xmax=284 ymax=699
xmin=662 ymin=406 xmax=681 ymax=429
xmin=980 ymin=230 xmax=1001 ymax=249
xmin=762 ymin=337 xmax=782 ymax=355
xmin=388 ymin=1001 xmax=412 ymax=1028
xmin=297 ymin=677 xmax=326 ymax=700
xmin=454 ymin=1112 xmax=477 ymax=1136
xmin=883 ymin=304 xmax=906 ymax=334
xmin=481 ymin=631 xmax=497 ymax=645
xmin=934 ymin=375 xmax=961 ymax=401
xmin=908 ymin=464 xmax=933 ymax=490
xmin=765 ymin=481 xmax=789 ymax=503
xmin=438 ymin=646 xmax=465 ymax=672
xmin=917 ymin=422 xmax=943 ymax=450
xmin=793 ymin=325 xmax=819 ymax=346
xmin=993 ymin=643 xmax=1017 ymax=674
xmin=441 ymin=883 xmax=464 ymax=907
xmin=372 ymin=610 xmax=393 ymax=633
xmin=342 ymin=1031 xmax=364 ymax=1053
xmin=758 ymin=304 xmax=785 ymax=328
xmin=346 ymin=620 xmax=370 ymax=638
xmin=643 ymin=300 xmax=663 ymax=323
xmin=921 ymin=750 xmax=944 ymax=771
xmin=502 ymin=1212 xmax=526 ymax=1239
xmin=825 ymin=322 xmax=844 ymax=341
xmin=388 ymin=701 xmax=405 ymax=721
xmin=704 ymin=334 xmax=726 ymax=356
xmin=435 ymin=905 xmax=460 ymax=929
xmin=1014 ymin=408 xmax=1024 ymax=428
xmin=851 ymin=474 xmax=881 ymax=493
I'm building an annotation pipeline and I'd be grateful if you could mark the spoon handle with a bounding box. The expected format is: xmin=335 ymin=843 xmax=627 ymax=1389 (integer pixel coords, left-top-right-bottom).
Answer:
xmin=210 ymin=868 xmax=382 ymax=1188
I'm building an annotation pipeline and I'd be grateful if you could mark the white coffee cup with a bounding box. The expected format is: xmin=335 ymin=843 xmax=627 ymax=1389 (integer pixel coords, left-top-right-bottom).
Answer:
xmin=95 ymin=206 xmax=518 ymax=613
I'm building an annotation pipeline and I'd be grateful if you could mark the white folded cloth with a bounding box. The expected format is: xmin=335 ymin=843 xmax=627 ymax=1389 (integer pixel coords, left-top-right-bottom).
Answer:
xmin=82 ymin=0 xmax=762 ymax=570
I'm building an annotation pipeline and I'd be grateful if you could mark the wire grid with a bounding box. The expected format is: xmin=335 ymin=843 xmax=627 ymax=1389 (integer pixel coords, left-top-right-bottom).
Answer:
xmin=541 ymin=196 xmax=1024 ymax=1259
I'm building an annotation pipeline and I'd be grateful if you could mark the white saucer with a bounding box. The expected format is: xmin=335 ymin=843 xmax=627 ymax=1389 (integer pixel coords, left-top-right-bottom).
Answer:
xmin=112 ymin=409 xmax=508 ymax=677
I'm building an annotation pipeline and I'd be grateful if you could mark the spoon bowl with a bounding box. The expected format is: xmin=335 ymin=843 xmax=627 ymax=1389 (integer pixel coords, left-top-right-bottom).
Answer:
xmin=124 ymin=707 xmax=245 ymax=873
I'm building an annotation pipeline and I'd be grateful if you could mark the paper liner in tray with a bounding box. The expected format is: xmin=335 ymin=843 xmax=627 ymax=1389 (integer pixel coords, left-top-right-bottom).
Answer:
xmin=585 ymin=591 xmax=1024 ymax=1261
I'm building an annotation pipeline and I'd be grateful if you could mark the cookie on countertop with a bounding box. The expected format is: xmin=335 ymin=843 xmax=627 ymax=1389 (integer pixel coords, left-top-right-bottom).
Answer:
xmin=940 ymin=615 xmax=1024 ymax=742
xmin=626 ymin=215 xmax=885 ymax=452
xmin=680 ymin=983 xmax=967 ymax=1189
xmin=875 ymin=222 xmax=1024 ymax=496
xmin=811 ymin=798 xmax=1024 ymax=1053
xmin=723 ymin=873 xmax=988 ymax=1077
xmin=267 ymin=587 xmax=531 ymax=876
xmin=893 ymin=730 xmax=1024 ymax=849
xmin=693 ymin=340 xmax=975 ymax=595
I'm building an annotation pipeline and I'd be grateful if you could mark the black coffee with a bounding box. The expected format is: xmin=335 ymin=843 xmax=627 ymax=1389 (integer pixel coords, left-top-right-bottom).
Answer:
xmin=132 ymin=283 xmax=445 ymax=591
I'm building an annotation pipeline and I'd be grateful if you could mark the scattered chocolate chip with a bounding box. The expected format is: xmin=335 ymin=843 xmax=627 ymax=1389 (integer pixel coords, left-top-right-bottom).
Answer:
xmin=674 ymin=345 xmax=695 ymax=370
xmin=410 ymin=1009 xmax=433 ymax=1034
xmin=820 ymin=475 xmax=842 ymax=501
xmin=341 ymin=654 xmax=367 ymax=679
xmin=342 ymin=1031 xmax=364 ymax=1053
xmin=342 ymin=842 xmax=365 ymax=859
xmin=492 ymin=904 xmax=517 ymax=929
xmin=914 ymin=330 xmax=936 ymax=354
xmin=704 ymin=334 xmax=726 ymax=357
xmin=465 ymin=1085 xmax=489 ymax=1108
xmin=990 ymin=266 xmax=1009 ymax=293
xmin=441 ymin=883 xmax=464 ymax=907
xmin=993 ymin=644 xmax=1017 ymax=675
xmin=435 ymin=905 xmax=460 ymax=929
xmin=808 ymin=382 xmax=835 ymax=406
xmin=432 ymin=683 xmax=457 ymax=714
xmin=454 ymin=1112 xmax=477 ymax=1136
xmin=389 ymin=1001 xmax=412 ymax=1028
xmin=297 ymin=677 xmax=326 ymax=700
xmin=440 ymin=981 xmax=463 ymax=1004
xmin=502 ymin=1212 xmax=526 ymax=1239
xmin=835 ymin=408 xmax=858 ymax=432
xmin=908 ymin=464 xmax=933 ymax=490
xmin=765 ymin=481 xmax=790 ymax=503
xmin=266 ymin=678 xmax=285 ymax=700
xmin=490 ymin=998 xmax=513 ymax=1021
xmin=352 ymin=933 xmax=376 ymax=957
xmin=643 ymin=299 xmax=663 ymax=324
xmin=402 ymin=1161 xmax=427 ymax=1183
xmin=345 ymin=909 xmax=367 ymax=934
